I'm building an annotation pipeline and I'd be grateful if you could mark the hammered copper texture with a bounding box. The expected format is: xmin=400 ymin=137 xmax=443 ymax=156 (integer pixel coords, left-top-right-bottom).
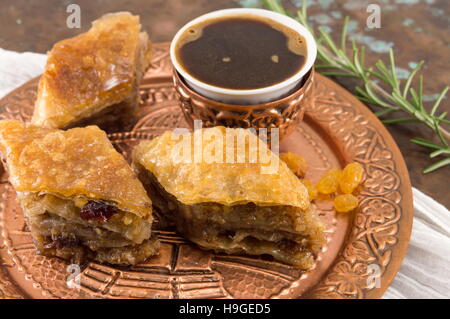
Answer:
xmin=0 ymin=43 xmax=413 ymax=299
xmin=173 ymin=68 xmax=313 ymax=140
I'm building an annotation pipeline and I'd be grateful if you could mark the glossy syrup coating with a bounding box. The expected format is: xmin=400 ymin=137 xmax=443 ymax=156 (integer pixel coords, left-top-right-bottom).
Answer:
xmin=31 ymin=12 xmax=152 ymax=129
xmin=0 ymin=120 xmax=152 ymax=219
xmin=132 ymin=127 xmax=311 ymax=210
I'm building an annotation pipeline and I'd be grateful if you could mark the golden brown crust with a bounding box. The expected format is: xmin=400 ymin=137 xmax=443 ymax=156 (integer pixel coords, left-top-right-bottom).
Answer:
xmin=31 ymin=12 xmax=152 ymax=129
xmin=132 ymin=127 xmax=310 ymax=209
xmin=0 ymin=120 xmax=152 ymax=219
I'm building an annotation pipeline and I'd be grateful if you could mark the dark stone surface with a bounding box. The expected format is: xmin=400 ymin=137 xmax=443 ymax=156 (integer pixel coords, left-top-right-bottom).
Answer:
xmin=0 ymin=0 xmax=448 ymax=208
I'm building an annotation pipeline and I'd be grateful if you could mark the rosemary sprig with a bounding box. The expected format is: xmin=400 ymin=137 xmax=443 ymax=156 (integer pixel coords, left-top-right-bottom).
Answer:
xmin=257 ymin=0 xmax=450 ymax=173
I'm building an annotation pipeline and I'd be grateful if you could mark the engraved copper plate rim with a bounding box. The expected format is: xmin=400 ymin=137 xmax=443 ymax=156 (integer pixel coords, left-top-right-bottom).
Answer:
xmin=0 ymin=42 xmax=413 ymax=299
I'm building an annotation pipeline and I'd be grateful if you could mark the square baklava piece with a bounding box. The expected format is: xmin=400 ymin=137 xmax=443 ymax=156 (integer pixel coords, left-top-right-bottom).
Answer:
xmin=31 ymin=12 xmax=152 ymax=131
xmin=0 ymin=120 xmax=159 ymax=265
xmin=132 ymin=127 xmax=325 ymax=269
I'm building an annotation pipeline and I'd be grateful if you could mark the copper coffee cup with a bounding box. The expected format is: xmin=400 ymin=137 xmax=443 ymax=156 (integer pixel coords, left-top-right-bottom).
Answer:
xmin=170 ymin=8 xmax=317 ymax=140
xmin=173 ymin=67 xmax=314 ymax=140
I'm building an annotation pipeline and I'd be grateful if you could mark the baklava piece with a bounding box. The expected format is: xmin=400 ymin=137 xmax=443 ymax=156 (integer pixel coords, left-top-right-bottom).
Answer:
xmin=31 ymin=12 xmax=152 ymax=131
xmin=132 ymin=127 xmax=325 ymax=269
xmin=0 ymin=120 xmax=159 ymax=265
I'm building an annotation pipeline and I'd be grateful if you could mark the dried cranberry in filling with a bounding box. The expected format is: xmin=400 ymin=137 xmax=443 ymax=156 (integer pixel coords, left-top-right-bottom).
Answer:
xmin=80 ymin=201 xmax=118 ymax=222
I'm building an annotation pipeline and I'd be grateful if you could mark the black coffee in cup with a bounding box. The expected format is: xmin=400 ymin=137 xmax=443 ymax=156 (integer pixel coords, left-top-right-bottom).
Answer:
xmin=174 ymin=15 xmax=307 ymax=90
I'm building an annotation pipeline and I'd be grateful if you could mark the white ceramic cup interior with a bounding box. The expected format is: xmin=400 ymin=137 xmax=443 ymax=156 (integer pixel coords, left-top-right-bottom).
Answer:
xmin=170 ymin=8 xmax=317 ymax=105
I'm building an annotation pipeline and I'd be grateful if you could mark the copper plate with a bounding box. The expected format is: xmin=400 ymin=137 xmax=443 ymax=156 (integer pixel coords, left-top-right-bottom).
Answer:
xmin=0 ymin=43 xmax=413 ymax=299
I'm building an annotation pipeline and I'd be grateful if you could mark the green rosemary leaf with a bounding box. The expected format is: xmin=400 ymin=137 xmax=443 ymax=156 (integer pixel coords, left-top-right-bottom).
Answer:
xmin=360 ymin=46 xmax=366 ymax=69
xmin=318 ymin=27 xmax=341 ymax=57
xmin=364 ymin=82 xmax=389 ymax=108
xmin=409 ymin=88 xmax=420 ymax=108
xmin=352 ymin=41 xmax=366 ymax=79
xmin=410 ymin=138 xmax=442 ymax=150
xmin=423 ymin=157 xmax=450 ymax=174
xmin=375 ymin=108 xmax=398 ymax=117
xmin=434 ymin=120 xmax=448 ymax=147
xmin=418 ymin=76 xmax=424 ymax=112
xmin=340 ymin=16 xmax=349 ymax=52
xmin=403 ymin=61 xmax=424 ymax=99
xmin=430 ymin=148 xmax=450 ymax=158
xmin=431 ymin=86 xmax=449 ymax=116
xmin=389 ymin=49 xmax=400 ymax=92
xmin=382 ymin=118 xmax=419 ymax=124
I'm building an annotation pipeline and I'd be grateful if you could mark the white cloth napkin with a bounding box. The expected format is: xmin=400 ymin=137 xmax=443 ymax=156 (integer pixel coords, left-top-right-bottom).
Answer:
xmin=0 ymin=48 xmax=449 ymax=299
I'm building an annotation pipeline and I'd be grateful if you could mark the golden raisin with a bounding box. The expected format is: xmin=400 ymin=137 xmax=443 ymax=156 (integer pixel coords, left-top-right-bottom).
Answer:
xmin=339 ymin=162 xmax=364 ymax=194
xmin=302 ymin=179 xmax=318 ymax=201
xmin=317 ymin=168 xmax=342 ymax=194
xmin=334 ymin=194 xmax=358 ymax=212
xmin=280 ymin=152 xmax=308 ymax=177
